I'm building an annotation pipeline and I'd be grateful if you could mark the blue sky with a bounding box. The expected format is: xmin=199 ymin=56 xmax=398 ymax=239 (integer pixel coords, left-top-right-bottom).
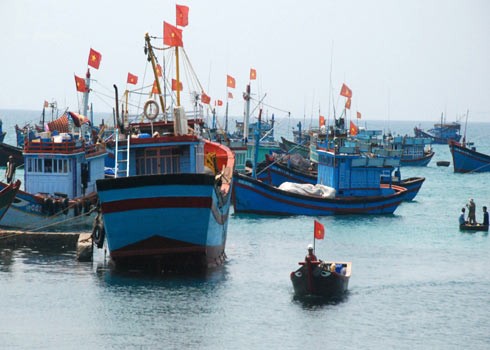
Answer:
xmin=1 ymin=0 xmax=489 ymax=123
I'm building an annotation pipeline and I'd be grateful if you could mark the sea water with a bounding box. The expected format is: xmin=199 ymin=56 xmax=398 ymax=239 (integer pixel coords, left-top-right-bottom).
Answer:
xmin=0 ymin=109 xmax=489 ymax=349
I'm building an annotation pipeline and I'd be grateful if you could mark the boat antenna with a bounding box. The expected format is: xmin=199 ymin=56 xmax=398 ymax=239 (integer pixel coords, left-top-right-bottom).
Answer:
xmin=463 ymin=109 xmax=469 ymax=146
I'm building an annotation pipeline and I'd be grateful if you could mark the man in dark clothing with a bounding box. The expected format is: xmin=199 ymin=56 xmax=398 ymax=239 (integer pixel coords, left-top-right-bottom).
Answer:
xmin=482 ymin=206 xmax=489 ymax=226
xmin=6 ymin=155 xmax=15 ymax=183
xmin=467 ymin=199 xmax=476 ymax=225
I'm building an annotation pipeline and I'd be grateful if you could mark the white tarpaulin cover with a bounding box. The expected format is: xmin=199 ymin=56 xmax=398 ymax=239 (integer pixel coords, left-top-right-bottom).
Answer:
xmin=278 ymin=182 xmax=336 ymax=198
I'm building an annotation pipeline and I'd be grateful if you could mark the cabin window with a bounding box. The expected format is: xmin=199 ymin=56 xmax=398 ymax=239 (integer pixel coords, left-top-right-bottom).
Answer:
xmin=44 ymin=159 xmax=53 ymax=173
xmin=27 ymin=159 xmax=43 ymax=173
xmin=136 ymin=147 xmax=181 ymax=175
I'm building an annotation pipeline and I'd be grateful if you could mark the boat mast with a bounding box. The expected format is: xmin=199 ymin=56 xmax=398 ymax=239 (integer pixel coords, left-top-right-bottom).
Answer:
xmin=145 ymin=33 xmax=166 ymax=118
xmin=463 ymin=109 xmax=469 ymax=146
xmin=82 ymin=69 xmax=91 ymax=117
xmin=252 ymin=108 xmax=262 ymax=179
xmin=244 ymin=84 xmax=251 ymax=142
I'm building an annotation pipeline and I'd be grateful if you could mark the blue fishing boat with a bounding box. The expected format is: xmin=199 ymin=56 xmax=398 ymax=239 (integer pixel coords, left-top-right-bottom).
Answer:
xmin=233 ymin=143 xmax=406 ymax=215
xmin=414 ymin=114 xmax=461 ymax=144
xmin=94 ymin=30 xmax=235 ymax=270
xmin=0 ymin=111 xmax=106 ymax=230
xmin=385 ymin=135 xmax=434 ymax=166
xmin=449 ymin=140 xmax=490 ymax=173
xmin=262 ymin=154 xmax=424 ymax=201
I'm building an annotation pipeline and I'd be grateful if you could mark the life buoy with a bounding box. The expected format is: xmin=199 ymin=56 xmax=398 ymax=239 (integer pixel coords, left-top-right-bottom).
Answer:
xmin=92 ymin=223 xmax=105 ymax=249
xmin=143 ymin=100 xmax=159 ymax=120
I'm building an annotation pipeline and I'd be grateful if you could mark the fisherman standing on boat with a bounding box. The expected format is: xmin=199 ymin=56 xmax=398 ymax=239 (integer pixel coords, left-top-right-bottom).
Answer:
xmin=482 ymin=206 xmax=489 ymax=226
xmin=5 ymin=155 xmax=15 ymax=184
xmin=459 ymin=208 xmax=466 ymax=225
xmin=305 ymin=244 xmax=317 ymax=262
xmin=467 ymin=199 xmax=476 ymax=225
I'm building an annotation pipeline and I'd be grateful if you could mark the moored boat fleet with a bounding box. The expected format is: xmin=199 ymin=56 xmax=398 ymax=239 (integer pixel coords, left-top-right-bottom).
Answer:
xmin=1 ymin=4 xmax=489 ymax=300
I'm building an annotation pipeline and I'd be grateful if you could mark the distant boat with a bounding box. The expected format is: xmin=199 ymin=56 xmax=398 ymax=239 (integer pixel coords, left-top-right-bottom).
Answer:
xmin=0 ymin=180 xmax=21 ymax=222
xmin=449 ymin=140 xmax=490 ymax=173
xmin=0 ymin=111 xmax=106 ymax=231
xmin=414 ymin=113 xmax=461 ymax=144
xmin=291 ymin=260 xmax=352 ymax=298
xmin=436 ymin=161 xmax=450 ymax=167
xmin=279 ymin=136 xmax=310 ymax=158
xmin=385 ymin=135 xmax=434 ymax=166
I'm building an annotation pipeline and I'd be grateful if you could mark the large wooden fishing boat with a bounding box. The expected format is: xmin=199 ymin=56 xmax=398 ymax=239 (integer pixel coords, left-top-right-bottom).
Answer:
xmin=233 ymin=142 xmax=407 ymax=216
xmin=94 ymin=18 xmax=235 ymax=271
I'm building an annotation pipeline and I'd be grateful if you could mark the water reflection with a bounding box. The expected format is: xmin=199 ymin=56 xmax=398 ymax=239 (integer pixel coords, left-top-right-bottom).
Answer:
xmin=292 ymin=291 xmax=350 ymax=309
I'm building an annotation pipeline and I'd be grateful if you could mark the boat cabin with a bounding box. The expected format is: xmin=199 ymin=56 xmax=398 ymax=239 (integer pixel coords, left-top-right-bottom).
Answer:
xmin=316 ymin=146 xmax=396 ymax=197
xmin=23 ymin=132 xmax=106 ymax=198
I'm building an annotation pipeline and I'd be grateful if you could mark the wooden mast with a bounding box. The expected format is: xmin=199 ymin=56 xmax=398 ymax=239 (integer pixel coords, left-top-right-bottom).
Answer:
xmin=145 ymin=33 xmax=166 ymax=117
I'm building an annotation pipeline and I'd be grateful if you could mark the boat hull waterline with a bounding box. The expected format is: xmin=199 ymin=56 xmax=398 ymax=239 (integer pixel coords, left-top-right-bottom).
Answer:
xmin=97 ymin=174 xmax=231 ymax=269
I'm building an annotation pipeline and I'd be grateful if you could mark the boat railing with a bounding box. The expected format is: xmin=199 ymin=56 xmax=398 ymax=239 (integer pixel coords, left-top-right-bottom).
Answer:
xmin=24 ymin=139 xmax=103 ymax=155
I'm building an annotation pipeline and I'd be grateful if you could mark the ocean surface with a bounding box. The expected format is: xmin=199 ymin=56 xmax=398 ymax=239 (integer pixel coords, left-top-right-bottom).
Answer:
xmin=0 ymin=109 xmax=489 ymax=349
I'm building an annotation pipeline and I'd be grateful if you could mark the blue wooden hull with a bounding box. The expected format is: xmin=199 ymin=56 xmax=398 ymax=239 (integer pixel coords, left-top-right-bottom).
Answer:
xmin=262 ymin=161 xmax=423 ymax=202
xmin=233 ymin=172 xmax=406 ymax=216
xmin=400 ymin=151 xmax=434 ymax=167
xmin=96 ymin=174 xmax=231 ymax=268
xmin=449 ymin=141 xmax=490 ymax=173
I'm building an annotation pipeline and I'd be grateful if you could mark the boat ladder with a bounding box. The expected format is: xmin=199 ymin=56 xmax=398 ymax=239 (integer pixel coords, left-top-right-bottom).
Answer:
xmin=114 ymin=128 xmax=130 ymax=178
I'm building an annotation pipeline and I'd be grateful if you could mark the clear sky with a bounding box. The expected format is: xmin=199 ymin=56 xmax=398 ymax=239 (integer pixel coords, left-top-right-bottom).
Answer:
xmin=1 ymin=0 xmax=489 ymax=123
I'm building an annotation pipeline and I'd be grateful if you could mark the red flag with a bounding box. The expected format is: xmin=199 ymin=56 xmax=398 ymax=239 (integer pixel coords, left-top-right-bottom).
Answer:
xmin=156 ymin=64 xmax=163 ymax=77
xmin=127 ymin=72 xmax=138 ymax=85
xmin=201 ymin=92 xmax=211 ymax=104
xmin=88 ymin=48 xmax=102 ymax=69
xmin=74 ymin=75 xmax=86 ymax=92
xmin=345 ymin=98 xmax=351 ymax=110
xmin=176 ymin=4 xmax=189 ymax=27
xmin=164 ymin=21 xmax=183 ymax=47
xmin=314 ymin=220 xmax=325 ymax=240
xmin=171 ymin=79 xmax=183 ymax=91
xmin=216 ymin=100 xmax=223 ymax=106
xmin=340 ymin=83 xmax=352 ymax=98
xmin=319 ymin=115 xmax=325 ymax=127
xmin=250 ymin=68 xmax=257 ymax=80
xmin=226 ymin=75 xmax=236 ymax=89
xmin=152 ymin=80 xmax=159 ymax=94
xmin=357 ymin=111 xmax=362 ymax=119
xmin=228 ymin=92 xmax=233 ymax=99
xmin=350 ymin=121 xmax=358 ymax=136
